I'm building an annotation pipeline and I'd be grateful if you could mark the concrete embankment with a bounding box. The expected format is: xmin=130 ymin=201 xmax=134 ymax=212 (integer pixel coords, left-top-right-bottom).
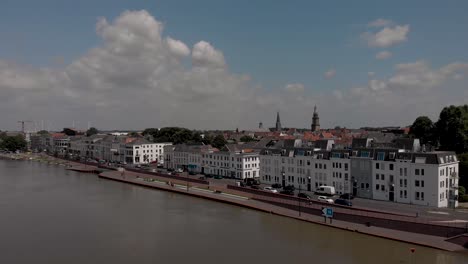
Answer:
xmin=97 ymin=168 xmax=468 ymax=253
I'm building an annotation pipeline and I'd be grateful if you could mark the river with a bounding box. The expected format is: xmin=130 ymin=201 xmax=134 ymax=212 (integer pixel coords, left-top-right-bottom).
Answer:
xmin=0 ymin=159 xmax=467 ymax=264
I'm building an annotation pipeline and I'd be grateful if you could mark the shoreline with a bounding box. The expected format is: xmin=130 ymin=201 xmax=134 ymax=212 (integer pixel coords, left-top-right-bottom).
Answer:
xmin=2 ymin=154 xmax=467 ymax=253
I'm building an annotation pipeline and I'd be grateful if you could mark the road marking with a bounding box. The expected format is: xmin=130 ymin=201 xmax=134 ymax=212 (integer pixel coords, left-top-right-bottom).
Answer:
xmin=427 ymin=211 xmax=450 ymax=215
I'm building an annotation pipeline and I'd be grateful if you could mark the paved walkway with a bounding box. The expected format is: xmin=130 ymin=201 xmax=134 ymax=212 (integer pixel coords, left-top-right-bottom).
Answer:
xmin=97 ymin=168 xmax=467 ymax=252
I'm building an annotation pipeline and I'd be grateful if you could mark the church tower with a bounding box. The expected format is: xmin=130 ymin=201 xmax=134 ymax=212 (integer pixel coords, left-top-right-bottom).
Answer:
xmin=275 ymin=112 xmax=282 ymax=132
xmin=311 ymin=105 xmax=320 ymax=132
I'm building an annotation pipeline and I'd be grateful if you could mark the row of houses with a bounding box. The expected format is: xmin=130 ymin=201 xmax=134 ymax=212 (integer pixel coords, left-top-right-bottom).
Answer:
xmin=30 ymin=133 xmax=171 ymax=165
xmin=163 ymin=143 xmax=260 ymax=179
xmin=258 ymin=138 xmax=459 ymax=208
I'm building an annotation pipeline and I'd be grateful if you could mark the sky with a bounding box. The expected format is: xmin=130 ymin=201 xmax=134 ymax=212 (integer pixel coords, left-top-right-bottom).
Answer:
xmin=1 ymin=0 xmax=468 ymax=131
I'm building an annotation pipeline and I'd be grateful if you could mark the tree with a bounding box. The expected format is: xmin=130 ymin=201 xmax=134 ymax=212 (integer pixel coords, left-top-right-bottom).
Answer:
xmin=37 ymin=130 xmax=49 ymax=135
xmin=62 ymin=128 xmax=77 ymax=136
xmin=435 ymin=105 xmax=468 ymax=153
xmin=409 ymin=116 xmax=435 ymax=145
xmin=202 ymin=134 xmax=213 ymax=145
xmin=240 ymin=135 xmax=256 ymax=143
xmin=212 ymin=135 xmax=227 ymax=149
xmin=128 ymin=131 xmax=140 ymax=137
xmin=0 ymin=135 xmax=27 ymax=152
xmin=457 ymin=153 xmax=468 ymax=190
xmin=86 ymin=127 xmax=99 ymax=137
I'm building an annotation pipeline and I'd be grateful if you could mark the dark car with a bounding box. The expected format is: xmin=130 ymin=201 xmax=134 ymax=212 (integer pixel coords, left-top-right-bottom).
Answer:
xmin=339 ymin=193 xmax=354 ymax=200
xmin=334 ymin=198 xmax=352 ymax=206
xmin=251 ymin=185 xmax=260 ymax=190
xmin=280 ymin=190 xmax=294 ymax=196
xmin=297 ymin=193 xmax=311 ymax=199
xmin=189 ymin=171 xmax=197 ymax=175
xmin=271 ymin=183 xmax=282 ymax=189
xmin=198 ymin=176 xmax=206 ymax=180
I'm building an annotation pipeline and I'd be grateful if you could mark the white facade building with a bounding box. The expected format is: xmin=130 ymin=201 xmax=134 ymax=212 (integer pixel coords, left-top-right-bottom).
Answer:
xmin=259 ymin=145 xmax=459 ymax=208
xmin=202 ymin=151 xmax=260 ymax=179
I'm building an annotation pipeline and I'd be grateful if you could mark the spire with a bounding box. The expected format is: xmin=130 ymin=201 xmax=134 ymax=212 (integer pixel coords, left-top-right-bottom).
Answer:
xmin=311 ymin=105 xmax=320 ymax=132
xmin=275 ymin=112 xmax=282 ymax=132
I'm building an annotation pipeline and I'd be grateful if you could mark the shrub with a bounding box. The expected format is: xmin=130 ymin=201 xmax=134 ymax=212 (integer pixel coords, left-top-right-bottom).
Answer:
xmin=459 ymin=195 xmax=468 ymax=203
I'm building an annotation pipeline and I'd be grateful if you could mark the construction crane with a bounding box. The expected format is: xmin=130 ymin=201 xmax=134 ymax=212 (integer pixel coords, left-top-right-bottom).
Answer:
xmin=18 ymin=120 xmax=32 ymax=134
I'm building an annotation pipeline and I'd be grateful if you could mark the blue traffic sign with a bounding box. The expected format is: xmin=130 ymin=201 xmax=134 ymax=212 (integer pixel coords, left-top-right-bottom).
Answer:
xmin=322 ymin=207 xmax=333 ymax=218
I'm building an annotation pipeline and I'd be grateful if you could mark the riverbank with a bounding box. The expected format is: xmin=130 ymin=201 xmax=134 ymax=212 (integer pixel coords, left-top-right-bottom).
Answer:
xmin=4 ymin=154 xmax=468 ymax=253
xmin=96 ymin=167 xmax=468 ymax=253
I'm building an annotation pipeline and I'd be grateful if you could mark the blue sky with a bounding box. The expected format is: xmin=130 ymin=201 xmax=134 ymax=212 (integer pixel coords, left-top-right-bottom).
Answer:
xmin=1 ymin=0 xmax=468 ymax=130
xmin=2 ymin=0 xmax=467 ymax=91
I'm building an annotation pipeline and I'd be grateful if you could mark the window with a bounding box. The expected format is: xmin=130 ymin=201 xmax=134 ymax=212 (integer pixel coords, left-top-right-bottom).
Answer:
xmin=416 ymin=192 xmax=420 ymax=200
xmin=404 ymin=190 xmax=407 ymax=198
xmin=376 ymin=163 xmax=380 ymax=169
xmin=376 ymin=174 xmax=380 ymax=180
xmin=319 ymin=164 xmax=322 ymax=169
xmin=400 ymin=168 xmax=403 ymax=176
xmin=381 ymin=175 xmax=385 ymax=181
xmin=404 ymin=168 xmax=407 ymax=177
xmin=389 ymin=164 xmax=394 ymax=170
xmin=361 ymin=183 xmax=364 ymax=189
xmin=415 ymin=169 xmax=420 ymax=176
xmin=376 ymin=184 xmax=380 ymax=190
xmin=377 ymin=152 xmax=385 ymax=161
xmin=324 ymin=164 xmax=327 ymax=169
xmin=404 ymin=179 xmax=408 ymax=187
xmin=381 ymin=185 xmax=385 ymax=191
xmin=345 ymin=163 xmax=348 ymax=171
xmin=421 ymin=169 xmax=425 ymax=176
xmin=399 ymin=179 xmax=403 ymax=187
xmin=400 ymin=190 xmax=403 ymax=198
xmin=315 ymin=163 xmax=318 ymax=169
xmin=344 ymin=173 xmax=348 ymax=180
xmin=307 ymin=160 xmax=310 ymax=166
xmin=366 ymin=183 xmax=369 ymax=189
xmin=421 ymin=181 xmax=424 ymax=188
xmin=360 ymin=151 xmax=370 ymax=158
xmin=421 ymin=192 xmax=425 ymax=201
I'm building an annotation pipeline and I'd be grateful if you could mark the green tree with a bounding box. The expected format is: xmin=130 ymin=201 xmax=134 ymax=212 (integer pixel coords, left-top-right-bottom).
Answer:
xmin=459 ymin=186 xmax=466 ymax=196
xmin=86 ymin=127 xmax=99 ymax=137
xmin=457 ymin=153 xmax=468 ymax=190
xmin=0 ymin=135 xmax=27 ymax=151
xmin=212 ymin=135 xmax=227 ymax=149
xmin=410 ymin=116 xmax=435 ymax=145
xmin=142 ymin=128 xmax=159 ymax=136
xmin=37 ymin=130 xmax=49 ymax=135
xmin=62 ymin=128 xmax=77 ymax=136
xmin=240 ymin=135 xmax=256 ymax=142
xmin=202 ymin=134 xmax=213 ymax=145
xmin=128 ymin=131 xmax=140 ymax=137
xmin=435 ymin=105 xmax=468 ymax=153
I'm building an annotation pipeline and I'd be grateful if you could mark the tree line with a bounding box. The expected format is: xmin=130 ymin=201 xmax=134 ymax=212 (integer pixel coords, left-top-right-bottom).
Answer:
xmin=142 ymin=127 xmax=227 ymax=149
xmin=0 ymin=132 xmax=27 ymax=152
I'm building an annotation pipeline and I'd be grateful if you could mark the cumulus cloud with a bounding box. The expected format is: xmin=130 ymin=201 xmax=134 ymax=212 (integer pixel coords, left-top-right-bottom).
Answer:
xmin=192 ymin=41 xmax=226 ymax=68
xmin=166 ymin=37 xmax=190 ymax=57
xmin=1 ymin=10 xmax=468 ymax=130
xmin=368 ymin=19 xmax=392 ymax=28
xmin=284 ymin=83 xmax=305 ymax=93
xmin=363 ymin=24 xmax=410 ymax=48
xmin=376 ymin=50 xmax=392 ymax=60
xmin=324 ymin=69 xmax=336 ymax=79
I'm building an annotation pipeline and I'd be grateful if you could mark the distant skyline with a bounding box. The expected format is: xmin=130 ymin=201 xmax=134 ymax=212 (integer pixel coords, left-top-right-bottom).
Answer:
xmin=1 ymin=0 xmax=468 ymax=131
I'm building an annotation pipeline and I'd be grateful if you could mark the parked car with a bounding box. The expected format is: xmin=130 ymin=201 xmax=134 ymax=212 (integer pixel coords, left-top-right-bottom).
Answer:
xmin=297 ymin=193 xmax=311 ymax=199
xmin=279 ymin=190 xmax=294 ymax=196
xmin=189 ymin=171 xmax=197 ymax=175
xmin=315 ymin=186 xmax=336 ymax=196
xmin=236 ymin=181 xmax=246 ymax=187
xmin=176 ymin=168 xmax=183 ymax=173
xmin=318 ymin=196 xmax=334 ymax=204
xmin=263 ymin=187 xmax=278 ymax=193
xmin=198 ymin=176 xmax=206 ymax=180
xmin=214 ymin=175 xmax=223 ymax=179
xmin=339 ymin=193 xmax=354 ymax=200
xmin=334 ymin=198 xmax=352 ymax=206
xmin=251 ymin=185 xmax=260 ymax=190
xmin=271 ymin=183 xmax=282 ymax=189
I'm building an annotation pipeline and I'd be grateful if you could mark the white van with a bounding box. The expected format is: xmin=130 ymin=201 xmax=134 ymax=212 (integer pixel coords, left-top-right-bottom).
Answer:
xmin=315 ymin=186 xmax=336 ymax=196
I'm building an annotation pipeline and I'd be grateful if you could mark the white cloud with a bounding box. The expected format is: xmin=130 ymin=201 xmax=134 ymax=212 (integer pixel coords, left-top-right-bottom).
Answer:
xmin=192 ymin=41 xmax=225 ymax=68
xmin=284 ymin=83 xmax=305 ymax=93
xmin=166 ymin=37 xmax=190 ymax=57
xmin=363 ymin=24 xmax=410 ymax=48
xmin=376 ymin=50 xmax=392 ymax=60
xmin=368 ymin=19 xmax=392 ymax=28
xmin=324 ymin=69 xmax=336 ymax=79
xmin=1 ymin=10 xmax=468 ymax=130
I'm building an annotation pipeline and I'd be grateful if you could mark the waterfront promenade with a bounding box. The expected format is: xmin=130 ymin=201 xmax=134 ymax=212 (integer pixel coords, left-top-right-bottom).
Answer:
xmin=95 ymin=166 xmax=468 ymax=253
